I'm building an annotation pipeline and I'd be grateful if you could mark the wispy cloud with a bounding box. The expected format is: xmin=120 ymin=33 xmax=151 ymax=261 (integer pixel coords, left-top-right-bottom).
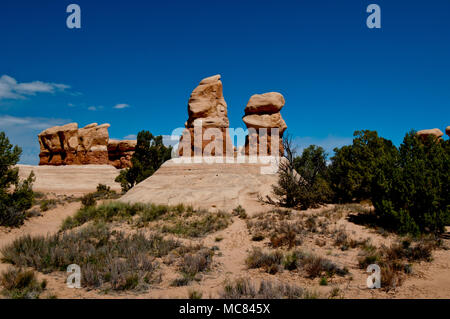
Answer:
xmin=0 ymin=115 xmax=71 ymax=165
xmin=113 ymin=103 xmax=130 ymax=109
xmin=123 ymin=134 xmax=137 ymax=139
xmin=0 ymin=75 xmax=70 ymax=100
xmin=87 ymin=105 xmax=104 ymax=111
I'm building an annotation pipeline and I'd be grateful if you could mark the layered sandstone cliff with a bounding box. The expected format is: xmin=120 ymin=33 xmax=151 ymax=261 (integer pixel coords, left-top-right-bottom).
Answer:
xmin=38 ymin=123 xmax=135 ymax=168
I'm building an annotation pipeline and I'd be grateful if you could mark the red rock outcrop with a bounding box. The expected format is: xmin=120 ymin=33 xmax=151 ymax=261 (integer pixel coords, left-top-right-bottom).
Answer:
xmin=38 ymin=123 xmax=135 ymax=168
xmin=107 ymin=139 xmax=137 ymax=169
xmin=178 ymin=75 xmax=233 ymax=157
xmin=242 ymin=92 xmax=287 ymax=156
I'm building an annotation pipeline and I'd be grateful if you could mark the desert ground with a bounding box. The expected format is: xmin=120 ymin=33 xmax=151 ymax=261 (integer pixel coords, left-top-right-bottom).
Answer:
xmin=1 ymin=162 xmax=449 ymax=299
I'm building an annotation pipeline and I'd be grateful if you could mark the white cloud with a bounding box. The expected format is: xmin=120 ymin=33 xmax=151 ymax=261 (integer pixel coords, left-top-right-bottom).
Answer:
xmin=113 ymin=103 xmax=130 ymax=109
xmin=123 ymin=134 xmax=137 ymax=139
xmin=0 ymin=75 xmax=70 ymax=100
xmin=0 ymin=115 xmax=71 ymax=165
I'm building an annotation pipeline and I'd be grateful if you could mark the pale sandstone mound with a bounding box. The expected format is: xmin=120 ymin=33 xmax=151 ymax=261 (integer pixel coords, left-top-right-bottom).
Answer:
xmin=416 ymin=128 xmax=444 ymax=141
xmin=178 ymin=74 xmax=233 ymax=157
xmin=17 ymin=165 xmax=121 ymax=195
xmin=243 ymin=92 xmax=287 ymax=156
xmin=38 ymin=123 xmax=136 ymax=168
xmin=119 ymin=159 xmax=278 ymax=214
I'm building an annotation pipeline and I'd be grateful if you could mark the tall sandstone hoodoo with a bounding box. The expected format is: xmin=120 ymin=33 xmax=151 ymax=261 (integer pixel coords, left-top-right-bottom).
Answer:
xmin=38 ymin=123 xmax=136 ymax=168
xmin=178 ymin=74 xmax=233 ymax=157
xmin=242 ymin=92 xmax=287 ymax=156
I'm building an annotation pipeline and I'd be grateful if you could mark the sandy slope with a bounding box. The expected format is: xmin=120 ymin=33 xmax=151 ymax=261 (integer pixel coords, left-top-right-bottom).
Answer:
xmin=120 ymin=158 xmax=279 ymax=214
xmin=17 ymin=165 xmax=121 ymax=195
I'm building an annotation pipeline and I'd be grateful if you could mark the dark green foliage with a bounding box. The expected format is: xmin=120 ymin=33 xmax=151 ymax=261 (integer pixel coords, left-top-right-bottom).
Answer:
xmin=292 ymin=145 xmax=333 ymax=208
xmin=80 ymin=193 xmax=96 ymax=208
xmin=0 ymin=132 xmax=35 ymax=227
xmin=270 ymin=136 xmax=333 ymax=209
xmin=371 ymin=132 xmax=449 ymax=234
xmin=115 ymin=131 xmax=172 ymax=192
xmin=329 ymin=130 xmax=398 ymax=202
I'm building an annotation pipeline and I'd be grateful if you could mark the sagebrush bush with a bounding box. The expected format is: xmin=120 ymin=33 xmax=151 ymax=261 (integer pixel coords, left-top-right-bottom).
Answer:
xmin=245 ymin=247 xmax=284 ymax=274
xmin=0 ymin=267 xmax=46 ymax=299
xmin=220 ymin=278 xmax=314 ymax=299
xmin=1 ymin=223 xmax=180 ymax=291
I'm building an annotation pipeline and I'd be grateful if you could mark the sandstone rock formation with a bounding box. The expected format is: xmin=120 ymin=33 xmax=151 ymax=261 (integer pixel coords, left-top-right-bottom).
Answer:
xmin=107 ymin=139 xmax=137 ymax=169
xmin=446 ymin=126 xmax=450 ymax=138
xmin=242 ymin=92 xmax=287 ymax=156
xmin=416 ymin=128 xmax=444 ymax=141
xmin=38 ymin=123 xmax=135 ymax=168
xmin=178 ymin=75 xmax=233 ymax=156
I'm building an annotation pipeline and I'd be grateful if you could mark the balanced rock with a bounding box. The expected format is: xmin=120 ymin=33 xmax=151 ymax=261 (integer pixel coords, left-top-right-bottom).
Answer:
xmin=178 ymin=74 xmax=233 ymax=156
xmin=242 ymin=92 xmax=287 ymax=156
xmin=416 ymin=128 xmax=444 ymax=141
xmin=38 ymin=123 xmax=136 ymax=168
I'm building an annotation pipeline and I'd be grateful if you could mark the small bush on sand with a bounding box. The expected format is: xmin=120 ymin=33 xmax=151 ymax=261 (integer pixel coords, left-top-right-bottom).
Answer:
xmin=0 ymin=267 xmax=46 ymax=299
xmin=188 ymin=289 xmax=203 ymax=299
xmin=171 ymin=248 xmax=214 ymax=286
xmin=221 ymin=278 xmax=314 ymax=299
xmin=39 ymin=199 xmax=57 ymax=212
xmin=81 ymin=193 xmax=96 ymax=208
xmin=282 ymin=250 xmax=348 ymax=279
xmin=232 ymin=205 xmax=247 ymax=219
xmin=357 ymin=237 xmax=439 ymax=291
xmin=245 ymin=248 xmax=284 ymax=274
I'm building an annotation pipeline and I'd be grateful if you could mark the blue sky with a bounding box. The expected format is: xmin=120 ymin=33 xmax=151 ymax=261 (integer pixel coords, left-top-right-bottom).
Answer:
xmin=1 ymin=0 xmax=449 ymax=164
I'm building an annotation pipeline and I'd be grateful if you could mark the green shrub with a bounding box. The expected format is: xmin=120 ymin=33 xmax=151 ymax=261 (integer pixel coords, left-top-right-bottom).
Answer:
xmin=232 ymin=205 xmax=247 ymax=219
xmin=371 ymin=132 xmax=449 ymax=234
xmin=40 ymin=199 xmax=57 ymax=212
xmin=0 ymin=267 xmax=46 ymax=299
xmin=80 ymin=193 xmax=96 ymax=208
xmin=269 ymin=137 xmax=333 ymax=209
xmin=329 ymin=130 xmax=398 ymax=203
xmin=0 ymin=132 xmax=35 ymax=227
xmin=115 ymin=131 xmax=172 ymax=192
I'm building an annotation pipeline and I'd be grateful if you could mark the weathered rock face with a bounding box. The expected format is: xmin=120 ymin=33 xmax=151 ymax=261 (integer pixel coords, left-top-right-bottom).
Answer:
xmin=416 ymin=128 xmax=444 ymax=141
xmin=446 ymin=126 xmax=450 ymax=138
xmin=38 ymin=123 xmax=135 ymax=168
xmin=107 ymin=139 xmax=137 ymax=169
xmin=178 ymin=74 xmax=233 ymax=156
xmin=242 ymin=92 xmax=287 ymax=156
